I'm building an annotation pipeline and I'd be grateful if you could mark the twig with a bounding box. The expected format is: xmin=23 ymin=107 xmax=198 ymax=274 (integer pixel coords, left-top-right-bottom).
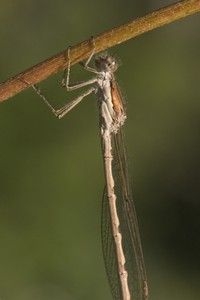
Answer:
xmin=0 ymin=0 xmax=199 ymax=103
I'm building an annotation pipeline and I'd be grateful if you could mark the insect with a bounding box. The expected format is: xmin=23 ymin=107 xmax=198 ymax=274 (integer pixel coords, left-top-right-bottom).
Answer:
xmin=32 ymin=46 xmax=148 ymax=300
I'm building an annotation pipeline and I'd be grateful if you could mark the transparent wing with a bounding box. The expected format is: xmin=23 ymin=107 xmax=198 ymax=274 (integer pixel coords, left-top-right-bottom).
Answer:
xmin=101 ymin=129 xmax=148 ymax=300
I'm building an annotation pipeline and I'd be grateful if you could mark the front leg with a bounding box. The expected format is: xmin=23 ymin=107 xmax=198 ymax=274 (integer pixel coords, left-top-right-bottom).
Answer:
xmin=79 ymin=37 xmax=100 ymax=74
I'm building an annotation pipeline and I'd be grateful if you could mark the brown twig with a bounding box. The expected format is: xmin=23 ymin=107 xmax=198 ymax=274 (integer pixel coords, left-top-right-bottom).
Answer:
xmin=0 ymin=0 xmax=199 ymax=103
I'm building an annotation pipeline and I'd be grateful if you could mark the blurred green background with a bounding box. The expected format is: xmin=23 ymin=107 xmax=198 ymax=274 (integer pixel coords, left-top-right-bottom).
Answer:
xmin=0 ymin=1 xmax=200 ymax=299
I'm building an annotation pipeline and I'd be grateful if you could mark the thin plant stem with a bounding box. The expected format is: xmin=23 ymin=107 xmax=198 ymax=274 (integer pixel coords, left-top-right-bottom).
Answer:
xmin=0 ymin=0 xmax=199 ymax=103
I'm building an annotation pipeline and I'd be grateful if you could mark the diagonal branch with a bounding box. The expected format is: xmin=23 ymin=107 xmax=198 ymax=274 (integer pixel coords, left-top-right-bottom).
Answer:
xmin=0 ymin=0 xmax=199 ymax=103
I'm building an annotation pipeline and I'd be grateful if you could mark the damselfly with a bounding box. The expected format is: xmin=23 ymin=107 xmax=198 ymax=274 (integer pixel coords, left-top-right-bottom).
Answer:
xmin=32 ymin=47 xmax=148 ymax=300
